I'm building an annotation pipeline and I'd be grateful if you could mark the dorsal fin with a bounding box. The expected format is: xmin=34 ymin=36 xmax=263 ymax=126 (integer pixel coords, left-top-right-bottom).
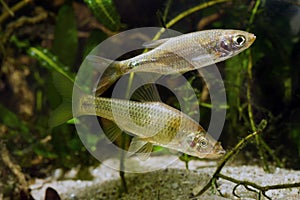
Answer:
xmin=131 ymin=84 xmax=162 ymax=102
xmin=143 ymin=38 xmax=170 ymax=48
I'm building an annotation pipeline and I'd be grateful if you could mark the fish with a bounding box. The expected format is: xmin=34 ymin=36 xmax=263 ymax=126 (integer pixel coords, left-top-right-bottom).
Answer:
xmin=75 ymin=90 xmax=225 ymax=160
xmin=49 ymin=73 xmax=225 ymax=160
xmin=88 ymin=29 xmax=256 ymax=95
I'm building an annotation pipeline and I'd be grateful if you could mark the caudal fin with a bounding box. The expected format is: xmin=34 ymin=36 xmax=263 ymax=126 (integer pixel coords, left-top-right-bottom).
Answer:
xmin=48 ymin=72 xmax=74 ymax=129
xmin=86 ymin=55 xmax=123 ymax=96
xmin=49 ymin=55 xmax=123 ymax=128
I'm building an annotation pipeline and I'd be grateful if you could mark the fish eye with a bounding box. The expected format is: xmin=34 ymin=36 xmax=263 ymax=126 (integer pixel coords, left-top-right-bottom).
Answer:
xmin=199 ymin=138 xmax=208 ymax=148
xmin=233 ymin=35 xmax=246 ymax=47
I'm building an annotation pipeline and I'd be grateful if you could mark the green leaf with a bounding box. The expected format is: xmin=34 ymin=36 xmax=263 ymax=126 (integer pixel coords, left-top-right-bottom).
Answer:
xmin=0 ymin=103 xmax=29 ymax=133
xmin=27 ymin=46 xmax=75 ymax=83
xmin=84 ymin=0 xmax=122 ymax=31
xmin=53 ymin=5 xmax=78 ymax=66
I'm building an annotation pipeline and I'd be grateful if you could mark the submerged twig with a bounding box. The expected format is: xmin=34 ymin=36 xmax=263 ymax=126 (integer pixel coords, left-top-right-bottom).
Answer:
xmin=218 ymin=173 xmax=300 ymax=200
xmin=197 ymin=10 xmax=224 ymax=30
xmin=246 ymin=49 xmax=269 ymax=171
xmin=119 ymin=128 xmax=129 ymax=194
xmin=0 ymin=0 xmax=33 ymax=24
xmin=118 ymin=73 xmax=136 ymax=194
xmin=1 ymin=6 xmax=48 ymax=45
xmin=246 ymin=1 xmax=283 ymax=170
xmin=0 ymin=0 xmax=14 ymax=18
xmin=0 ymin=141 xmax=32 ymax=199
xmin=191 ymin=119 xmax=267 ymax=198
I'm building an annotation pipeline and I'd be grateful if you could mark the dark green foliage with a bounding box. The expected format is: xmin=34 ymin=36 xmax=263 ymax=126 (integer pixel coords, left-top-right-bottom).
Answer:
xmin=0 ymin=104 xmax=29 ymax=134
xmin=291 ymin=108 xmax=300 ymax=155
xmin=84 ymin=0 xmax=123 ymax=31
xmin=53 ymin=5 xmax=78 ymax=67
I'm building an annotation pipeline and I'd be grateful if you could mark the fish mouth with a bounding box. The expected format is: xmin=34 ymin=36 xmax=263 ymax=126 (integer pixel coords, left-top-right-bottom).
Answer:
xmin=203 ymin=142 xmax=226 ymax=159
xmin=206 ymin=150 xmax=226 ymax=159
xmin=249 ymin=34 xmax=256 ymax=45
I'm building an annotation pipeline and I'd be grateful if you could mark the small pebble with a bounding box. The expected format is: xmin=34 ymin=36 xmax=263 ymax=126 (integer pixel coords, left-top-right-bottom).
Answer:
xmin=172 ymin=183 xmax=179 ymax=189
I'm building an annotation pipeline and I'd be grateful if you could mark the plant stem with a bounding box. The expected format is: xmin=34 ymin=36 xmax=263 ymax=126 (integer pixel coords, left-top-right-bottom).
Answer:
xmin=0 ymin=0 xmax=33 ymax=24
xmin=249 ymin=0 xmax=261 ymax=26
xmin=152 ymin=0 xmax=230 ymax=41
xmin=218 ymin=173 xmax=300 ymax=199
xmin=119 ymin=72 xmax=135 ymax=194
xmin=119 ymin=133 xmax=128 ymax=194
xmin=0 ymin=0 xmax=14 ymax=17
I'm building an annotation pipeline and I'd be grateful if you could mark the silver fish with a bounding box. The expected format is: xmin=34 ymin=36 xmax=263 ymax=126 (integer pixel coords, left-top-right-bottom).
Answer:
xmin=88 ymin=29 xmax=256 ymax=95
xmin=74 ymin=94 xmax=225 ymax=160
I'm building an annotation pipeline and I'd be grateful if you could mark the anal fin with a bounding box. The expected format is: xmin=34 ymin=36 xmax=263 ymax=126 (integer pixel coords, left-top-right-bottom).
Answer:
xmin=128 ymin=137 xmax=153 ymax=161
xmin=143 ymin=38 xmax=170 ymax=48
xmin=100 ymin=118 xmax=122 ymax=143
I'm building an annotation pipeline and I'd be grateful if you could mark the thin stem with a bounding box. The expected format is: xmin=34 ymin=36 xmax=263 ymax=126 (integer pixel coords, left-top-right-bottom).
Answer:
xmin=119 ymin=72 xmax=135 ymax=194
xmin=119 ymin=134 xmax=128 ymax=193
xmin=166 ymin=0 xmax=229 ymax=29
xmin=247 ymin=48 xmax=269 ymax=171
xmin=0 ymin=0 xmax=14 ymax=17
xmin=246 ymin=50 xmax=256 ymax=132
xmin=218 ymin=173 xmax=300 ymax=199
xmin=0 ymin=0 xmax=33 ymax=24
xmin=246 ymin=0 xmax=280 ymax=171
xmin=152 ymin=0 xmax=230 ymax=41
xmin=249 ymin=0 xmax=261 ymax=26
xmin=162 ymin=0 xmax=172 ymax=23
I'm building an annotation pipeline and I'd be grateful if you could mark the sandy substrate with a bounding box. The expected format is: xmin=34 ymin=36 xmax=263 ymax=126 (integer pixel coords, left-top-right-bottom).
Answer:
xmin=30 ymin=156 xmax=300 ymax=200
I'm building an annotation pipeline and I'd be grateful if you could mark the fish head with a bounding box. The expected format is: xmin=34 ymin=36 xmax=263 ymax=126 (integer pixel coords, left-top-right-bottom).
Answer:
xmin=184 ymin=131 xmax=226 ymax=159
xmin=213 ymin=30 xmax=256 ymax=59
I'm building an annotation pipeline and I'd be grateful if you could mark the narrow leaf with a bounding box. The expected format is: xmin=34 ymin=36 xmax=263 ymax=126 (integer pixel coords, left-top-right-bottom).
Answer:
xmin=53 ymin=5 xmax=78 ymax=66
xmin=84 ymin=0 xmax=122 ymax=31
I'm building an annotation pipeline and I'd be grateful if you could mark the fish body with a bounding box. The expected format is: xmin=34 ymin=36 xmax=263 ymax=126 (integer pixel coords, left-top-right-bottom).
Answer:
xmin=88 ymin=29 xmax=256 ymax=95
xmin=75 ymin=95 xmax=225 ymax=159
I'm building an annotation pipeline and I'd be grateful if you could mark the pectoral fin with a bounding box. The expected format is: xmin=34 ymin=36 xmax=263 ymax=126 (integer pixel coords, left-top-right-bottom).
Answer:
xmin=191 ymin=54 xmax=213 ymax=62
xmin=128 ymin=137 xmax=153 ymax=160
xmin=143 ymin=38 xmax=170 ymax=48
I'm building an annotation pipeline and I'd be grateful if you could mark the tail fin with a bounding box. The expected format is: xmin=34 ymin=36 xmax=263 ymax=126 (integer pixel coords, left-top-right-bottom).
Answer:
xmin=49 ymin=55 xmax=124 ymax=128
xmin=48 ymin=72 xmax=74 ymax=129
xmin=86 ymin=55 xmax=124 ymax=96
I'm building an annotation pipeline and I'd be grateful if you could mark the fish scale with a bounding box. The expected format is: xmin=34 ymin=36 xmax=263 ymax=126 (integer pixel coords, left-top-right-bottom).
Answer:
xmin=80 ymin=96 xmax=194 ymax=139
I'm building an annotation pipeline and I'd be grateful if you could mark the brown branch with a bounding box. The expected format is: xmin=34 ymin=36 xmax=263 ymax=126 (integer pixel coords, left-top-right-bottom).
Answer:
xmin=0 ymin=0 xmax=33 ymax=24
xmin=0 ymin=141 xmax=32 ymax=199
xmin=218 ymin=173 xmax=300 ymax=199
xmin=197 ymin=10 xmax=224 ymax=30
xmin=1 ymin=6 xmax=48 ymax=45
xmin=191 ymin=119 xmax=267 ymax=198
